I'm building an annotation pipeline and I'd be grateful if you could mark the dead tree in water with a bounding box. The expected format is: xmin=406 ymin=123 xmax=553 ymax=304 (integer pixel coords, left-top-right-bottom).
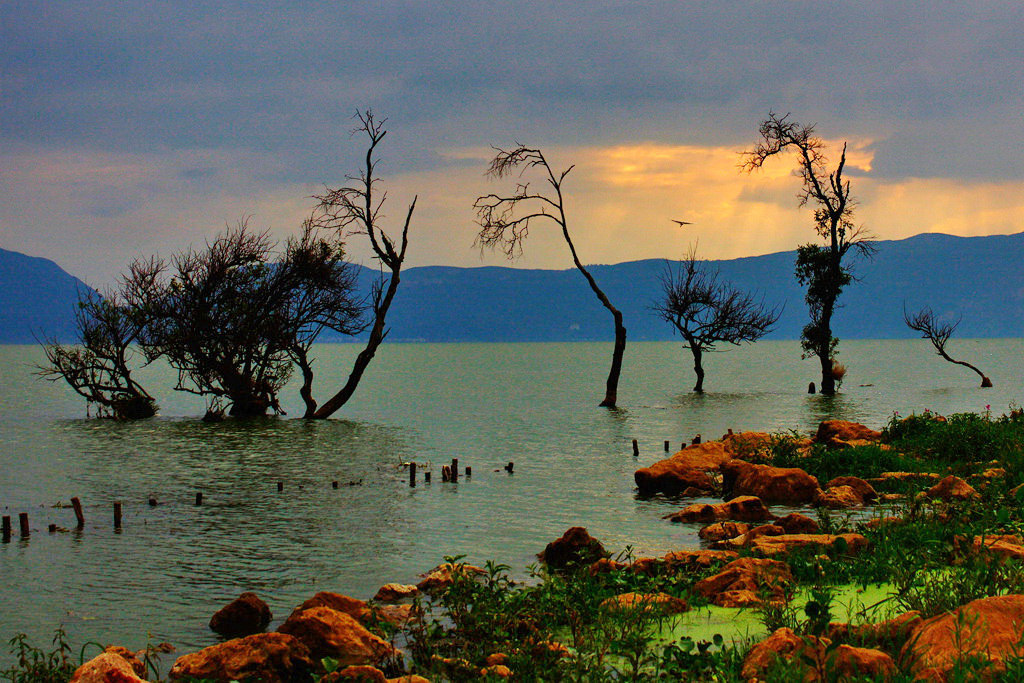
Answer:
xmin=304 ymin=110 xmax=416 ymax=419
xmin=904 ymin=305 xmax=992 ymax=387
xmin=654 ymin=253 xmax=781 ymax=392
xmin=474 ymin=145 xmax=626 ymax=408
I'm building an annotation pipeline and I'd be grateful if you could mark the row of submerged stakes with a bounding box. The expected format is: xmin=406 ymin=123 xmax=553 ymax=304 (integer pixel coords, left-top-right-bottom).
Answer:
xmin=2 ymin=432 xmax=713 ymax=544
xmin=0 ymin=456 xmax=523 ymax=543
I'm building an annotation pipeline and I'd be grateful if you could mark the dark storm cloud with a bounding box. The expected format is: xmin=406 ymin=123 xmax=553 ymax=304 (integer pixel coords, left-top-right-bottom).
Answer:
xmin=3 ymin=1 xmax=1023 ymax=179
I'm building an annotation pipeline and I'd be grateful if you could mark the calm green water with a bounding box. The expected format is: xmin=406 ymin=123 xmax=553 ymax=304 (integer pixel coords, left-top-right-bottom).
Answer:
xmin=0 ymin=340 xmax=1019 ymax=659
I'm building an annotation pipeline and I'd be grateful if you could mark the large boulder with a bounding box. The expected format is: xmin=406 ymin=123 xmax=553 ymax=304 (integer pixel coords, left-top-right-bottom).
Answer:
xmin=740 ymin=627 xmax=826 ymax=680
xmin=633 ymin=458 xmax=716 ymax=496
xmin=290 ymin=592 xmax=370 ymax=622
xmin=775 ymin=513 xmax=820 ymax=534
xmin=693 ymin=557 xmax=792 ymax=607
xmin=712 ymin=524 xmax=786 ymax=550
xmin=278 ymin=606 xmax=396 ymax=667
xmin=900 ymin=595 xmax=1024 ymax=680
xmin=925 ymin=475 xmax=980 ymax=501
xmin=748 ymin=533 xmax=869 ymax=558
xmin=816 ymin=485 xmax=863 ymax=509
xmin=698 ymin=521 xmax=751 ymax=542
xmin=70 ymin=650 xmax=149 ymax=683
xmin=665 ymin=496 xmax=774 ymax=524
xmin=209 ymin=591 xmax=272 ymax=637
xmin=600 ymin=592 xmax=689 ymax=614
xmin=169 ymin=633 xmax=314 ymax=682
xmin=373 ymin=583 xmax=419 ymax=603
xmin=741 ymin=628 xmax=894 ymax=681
xmin=828 ymin=611 xmax=922 ymax=648
xmin=825 ymin=476 xmax=878 ymax=503
xmin=972 ymin=534 xmax=1024 ymax=561
xmin=322 ymin=665 xmax=387 ymax=682
xmin=538 ymin=527 xmax=608 ymax=570
xmin=721 ymin=460 xmax=820 ymax=505
xmin=416 ymin=563 xmax=486 ymax=593
xmin=815 ymin=420 xmax=882 ymax=447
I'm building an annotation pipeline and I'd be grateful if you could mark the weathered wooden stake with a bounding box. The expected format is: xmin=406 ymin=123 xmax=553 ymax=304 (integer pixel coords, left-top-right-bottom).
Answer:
xmin=332 ymin=481 xmax=339 ymax=489
xmin=195 ymin=492 xmax=203 ymax=506
xmin=409 ymin=462 xmax=417 ymax=487
xmin=664 ymin=440 xmax=670 ymax=451
xmin=441 ymin=465 xmax=451 ymax=482
xmin=632 ymin=439 xmax=639 ymax=456
xmin=466 ymin=466 xmax=472 ymax=477
xmin=148 ymin=496 xmax=157 ymax=507
xmin=114 ymin=502 xmax=122 ymax=528
xmin=48 ymin=524 xmax=57 ymax=533
xmin=71 ymin=497 xmax=85 ymax=528
xmin=18 ymin=513 xmax=29 ymax=538
xmin=424 ymin=471 xmax=431 ymax=483
xmin=808 ymin=382 xmax=816 ymax=394
xmin=1 ymin=516 xmax=10 ymax=543
xmin=505 ymin=461 xmax=514 ymax=474
xmin=692 ymin=434 xmax=702 ymax=445
xmin=277 ymin=482 xmax=284 ymax=492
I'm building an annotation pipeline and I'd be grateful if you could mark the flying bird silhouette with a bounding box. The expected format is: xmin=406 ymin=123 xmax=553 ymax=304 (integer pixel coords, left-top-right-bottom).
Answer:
xmin=671 ymin=219 xmax=693 ymax=227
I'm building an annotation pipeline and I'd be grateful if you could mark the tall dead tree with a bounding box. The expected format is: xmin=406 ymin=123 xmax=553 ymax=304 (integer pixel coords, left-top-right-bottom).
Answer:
xmin=904 ymin=305 xmax=992 ymax=387
xmin=654 ymin=253 xmax=781 ymax=392
xmin=742 ymin=113 xmax=873 ymax=395
xmin=474 ymin=145 xmax=626 ymax=408
xmin=305 ymin=110 xmax=416 ymax=419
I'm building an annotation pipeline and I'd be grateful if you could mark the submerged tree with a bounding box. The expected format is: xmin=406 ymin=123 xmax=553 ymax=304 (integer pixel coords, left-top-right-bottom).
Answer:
xmin=742 ymin=113 xmax=874 ymax=395
xmin=904 ymin=305 xmax=992 ymax=387
xmin=304 ymin=110 xmax=416 ymax=419
xmin=474 ymin=145 xmax=626 ymax=408
xmin=654 ymin=253 xmax=781 ymax=392
xmin=38 ymin=289 xmax=156 ymax=419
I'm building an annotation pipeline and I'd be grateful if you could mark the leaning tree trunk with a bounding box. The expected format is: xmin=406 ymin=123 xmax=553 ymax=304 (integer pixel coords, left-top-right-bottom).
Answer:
xmin=936 ymin=348 xmax=992 ymax=388
xmin=601 ymin=310 xmax=627 ymax=407
xmin=309 ymin=269 xmax=401 ymax=419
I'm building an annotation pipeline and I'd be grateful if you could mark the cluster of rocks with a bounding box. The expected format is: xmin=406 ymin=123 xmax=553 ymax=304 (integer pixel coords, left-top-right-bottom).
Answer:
xmin=68 ymin=566 xmax=479 ymax=683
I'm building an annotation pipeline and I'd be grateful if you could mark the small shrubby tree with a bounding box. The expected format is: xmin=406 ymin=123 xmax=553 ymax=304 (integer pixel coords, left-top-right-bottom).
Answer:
xmin=474 ymin=145 xmax=626 ymax=408
xmin=905 ymin=305 xmax=992 ymax=387
xmin=38 ymin=289 xmax=156 ymax=419
xmin=654 ymin=253 xmax=781 ymax=392
xmin=742 ymin=113 xmax=874 ymax=395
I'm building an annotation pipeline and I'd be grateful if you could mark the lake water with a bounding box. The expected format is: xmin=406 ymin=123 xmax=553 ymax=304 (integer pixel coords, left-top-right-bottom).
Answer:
xmin=0 ymin=339 xmax=1020 ymax=662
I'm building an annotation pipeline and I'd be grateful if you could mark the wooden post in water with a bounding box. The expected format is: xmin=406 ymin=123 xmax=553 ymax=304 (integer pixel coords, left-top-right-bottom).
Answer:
xmin=808 ymin=382 xmax=816 ymax=394
xmin=409 ymin=462 xmax=417 ymax=487
xmin=505 ymin=461 xmax=514 ymax=474
xmin=277 ymin=482 xmax=283 ymax=493
xmin=114 ymin=502 xmax=122 ymax=529
xmin=441 ymin=465 xmax=451 ymax=482
xmin=451 ymin=458 xmax=459 ymax=482
xmin=424 ymin=471 xmax=431 ymax=483
xmin=664 ymin=440 xmax=670 ymax=451
xmin=148 ymin=496 xmax=157 ymax=507
xmin=632 ymin=439 xmax=639 ymax=456
xmin=466 ymin=466 xmax=472 ymax=477
xmin=18 ymin=513 xmax=29 ymax=538
xmin=71 ymin=497 xmax=85 ymax=528
xmin=332 ymin=481 xmax=339 ymax=489
xmin=1 ymin=516 xmax=10 ymax=543
xmin=195 ymin=492 xmax=203 ymax=506
xmin=48 ymin=524 xmax=57 ymax=533
xmin=692 ymin=434 xmax=701 ymax=445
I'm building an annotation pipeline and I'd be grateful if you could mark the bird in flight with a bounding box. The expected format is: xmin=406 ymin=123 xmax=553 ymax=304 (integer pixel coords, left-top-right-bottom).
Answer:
xmin=671 ymin=219 xmax=693 ymax=227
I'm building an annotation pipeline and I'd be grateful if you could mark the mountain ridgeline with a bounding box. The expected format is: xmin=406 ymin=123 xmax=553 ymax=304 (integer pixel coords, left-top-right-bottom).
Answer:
xmin=2 ymin=232 xmax=1022 ymax=344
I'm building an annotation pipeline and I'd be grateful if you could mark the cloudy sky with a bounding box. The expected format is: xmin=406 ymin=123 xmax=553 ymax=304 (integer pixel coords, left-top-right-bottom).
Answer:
xmin=3 ymin=1 xmax=1023 ymax=285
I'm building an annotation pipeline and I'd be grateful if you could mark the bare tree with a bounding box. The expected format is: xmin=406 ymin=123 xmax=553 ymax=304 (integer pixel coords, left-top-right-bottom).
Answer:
xmin=38 ymin=288 xmax=156 ymax=419
xmin=742 ymin=113 xmax=874 ymax=395
xmin=304 ymin=110 xmax=416 ymax=419
xmin=904 ymin=305 xmax=992 ymax=387
xmin=654 ymin=253 xmax=781 ymax=392
xmin=474 ymin=145 xmax=626 ymax=408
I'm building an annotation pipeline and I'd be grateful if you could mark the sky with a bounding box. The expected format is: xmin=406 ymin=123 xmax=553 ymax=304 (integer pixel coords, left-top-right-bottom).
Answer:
xmin=3 ymin=1 xmax=1024 ymax=286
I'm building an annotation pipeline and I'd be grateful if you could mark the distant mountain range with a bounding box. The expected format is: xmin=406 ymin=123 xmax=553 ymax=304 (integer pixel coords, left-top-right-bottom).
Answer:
xmin=3 ymin=231 xmax=1023 ymax=344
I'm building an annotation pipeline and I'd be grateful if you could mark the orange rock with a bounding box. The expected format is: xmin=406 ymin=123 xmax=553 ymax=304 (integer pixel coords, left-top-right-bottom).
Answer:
xmin=71 ymin=651 xmax=149 ymax=683
xmin=693 ymin=557 xmax=792 ymax=607
xmin=749 ymin=533 xmax=869 ymax=557
xmin=740 ymin=627 xmax=826 ymax=681
xmin=713 ymin=524 xmax=785 ymax=549
xmin=698 ymin=521 xmax=751 ymax=542
xmin=816 ymin=485 xmax=863 ymax=509
xmin=587 ymin=557 xmax=628 ymax=574
xmin=972 ymin=534 xmax=1024 ymax=560
xmin=775 ymin=513 xmax=820 ymax=534
xmin=538 ymin=527 xmax=608 ymax=570
xmin=209 ymin=591 xmax=272 ymax=637
xmin=633 ymin=457 xmax=716 ymax=496
xmin=416 ymin=562 xmax=486 ymax=592
xmin=925 ymin=475 xmax=980 ymax=501
xmin=721 ymin=460 xmax=820 ymax=505
xmin=168 ymin=633 xmax=314 ymax=682
xmin=720 ymin=432 xmax=774 ymax=461
xmin=373 ymin=583 xmax=419 ymax=602
xmin=815 ymin=420 xmax=882 ymax=445
xmin=368 ymin=603 xmax=419 ymax=628
xmin=632 ymin=549 xmax=739 ymax=575
xmin=600 ymin=592 xmax=689 ymax=614
xmin=290 ymin=592 xmax=369 ymax=622
xmin=833 ymin=644 xmax=895 ymax=680
xmin=876 ymin=471 xmax=940 ymax=483
xmin=900 ymin=595 xmax=1024 ymax=679
xmin=103 ymin=646 xmax=147 ymax=678
xmin=386 ymin=677 xmax=431 ymax=683
xmin=828 ymin=611 xmax=922 ymax=647
xmin=480 ymin=664 xmax=513 ymax=678
xmin=325 ymin=665 xmax=388 ymax=682
xmin=485 ymin=653 xmax=509 ymax=666
xmin=825 ymin=476 xmax=877 ymax=502
xmin=665 ymin=495 xmax=774 ymax=523
xmin=277 ymin=606 xmax=396 ymax=666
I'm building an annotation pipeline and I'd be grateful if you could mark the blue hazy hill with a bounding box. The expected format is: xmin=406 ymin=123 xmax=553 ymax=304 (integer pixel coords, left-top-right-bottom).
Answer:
xmin=3 ymin=232 xmax=1022 ymax=343
xmin=0 ymin=248 xmax=95 ymax=344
